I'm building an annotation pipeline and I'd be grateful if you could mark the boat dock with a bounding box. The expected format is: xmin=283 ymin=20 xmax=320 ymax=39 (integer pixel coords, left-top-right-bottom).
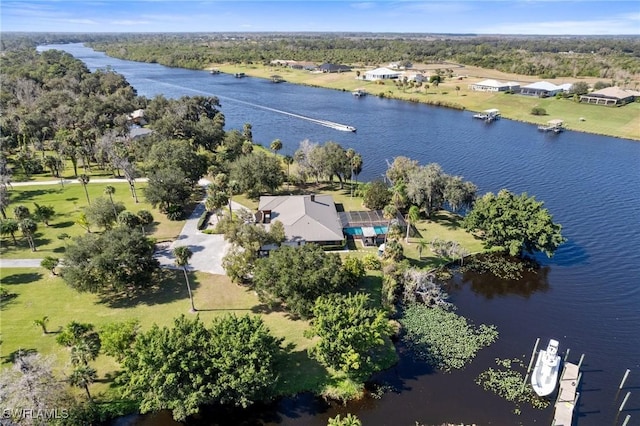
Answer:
xmin=538 ymin=119 xmax=564 ymax=133
xmin=473 ymin=108 xmax=501 ymax=122
xmin=552 ymin=362 xmax=580 ymax=426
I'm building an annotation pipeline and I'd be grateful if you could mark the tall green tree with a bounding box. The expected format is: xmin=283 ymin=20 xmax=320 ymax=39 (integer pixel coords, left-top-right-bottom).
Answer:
xmin=69 ymin=364 xmax=97 ymax=401
xmin=100 ymin=319 xmax=140 ymax=362
xmin=119 ymin=314 xmax=282 ymax=422
xmin=270 ymin=138 xmax=283 ymax=153
xmin=56 ymin=321 xmax=102 ymax=365
xmin=104 ymin=185 xmax=117 ymax=217
xmin=84 ymin=196 xmax=125 ymax=230
xmin=229 ymin=151 xmax=284 ymax=197
xmin=406 ymin=205 xmax=420 ymax=243
xmin=78 ymin=174 xmax=91 ymax=204
xmin=173 ymin=245 xmax=196 ymax=312
xmin=463 ymin=189 xmax=565 ymax=257
xmin=252 ymin=244 xmax=352 ymax=318
xmin=62 ymin=227 xmax=158 ymax=294
xmin=33 ymin=202 xmax=55 ymax=226
xmin=306 ymin=293 xmax=391 ymax=377
xmin=19 ymin=218 xmax=37 ymax=251
xmin=0 ymin=218 xmax=19 ymax=245
xmin=406 ymin=163 xmax=445 ymax=217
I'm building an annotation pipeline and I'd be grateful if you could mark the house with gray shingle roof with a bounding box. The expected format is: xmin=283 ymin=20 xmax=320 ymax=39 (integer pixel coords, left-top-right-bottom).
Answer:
xmin=256 ymin=194 xmax=344 ymax=248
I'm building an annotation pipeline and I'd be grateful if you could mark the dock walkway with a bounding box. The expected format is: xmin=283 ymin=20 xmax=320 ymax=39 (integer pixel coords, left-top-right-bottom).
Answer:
xmin=553 ymin=362 xmax=579 ymax=426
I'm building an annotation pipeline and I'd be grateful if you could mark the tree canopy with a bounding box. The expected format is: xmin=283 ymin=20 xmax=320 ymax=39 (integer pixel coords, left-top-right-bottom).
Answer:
xmin=463 ymin=189 xmax=565 ymax=258
xmin=252 ymin=244 xmax=354 ymax=318
xmin=119 ymin=314 xmax=283 ymax=422
xmin=61 ymin=227 xmax=158 ymax=294
xmin=306 ymin=293 xmax=391 ymax=377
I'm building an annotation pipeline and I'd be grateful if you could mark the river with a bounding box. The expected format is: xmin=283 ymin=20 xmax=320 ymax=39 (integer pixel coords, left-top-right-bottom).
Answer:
xmin=40 ymin=43 xmax=640 ymax=426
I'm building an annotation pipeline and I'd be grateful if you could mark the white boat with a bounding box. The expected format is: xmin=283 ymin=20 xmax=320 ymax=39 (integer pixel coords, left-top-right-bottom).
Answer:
xmin=531 ymin=339 xmax=561 ymax=396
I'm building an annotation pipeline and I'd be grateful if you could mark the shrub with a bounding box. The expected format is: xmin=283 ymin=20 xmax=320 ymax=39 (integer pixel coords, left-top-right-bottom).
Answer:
xmin=197 ymin=210 xmax=210 ymax=230
xmin=530 ymin=107 xmax=547 ymax=116
xmin=362 ymin=253 xmax=381 ymax=270
xmin=166 ymin=204 xmax=184 ymax=221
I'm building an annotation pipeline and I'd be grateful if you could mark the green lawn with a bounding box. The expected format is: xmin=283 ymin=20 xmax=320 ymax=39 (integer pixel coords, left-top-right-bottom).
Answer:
xmin=0 ymin=267 xmax=329 ymax=398
xmin=1 ymin=182 xmax=185 ymax=259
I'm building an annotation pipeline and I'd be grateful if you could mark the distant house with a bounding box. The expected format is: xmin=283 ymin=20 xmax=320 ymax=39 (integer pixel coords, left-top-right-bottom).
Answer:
xmin=401 ymin=71 xmax=426 ymax=82
xmin=128 ymin=109 xmax=147 ymax=125
xmin=256 ymin=194 xmax=344 ymax=248
xmin=364 ymin=67 xmax=402 ymax=81
xmin=579 ymin=87 xmax=640 ymax=106
xmin=319 ymin=63 xmax=352 ymax=73
xmin=519 ymin=81 xmax=565 ymax=97
xmin=290 ymin=61 xmax=318 ymax=71
xmin=468 ymin=79 xmax=520 ymax=92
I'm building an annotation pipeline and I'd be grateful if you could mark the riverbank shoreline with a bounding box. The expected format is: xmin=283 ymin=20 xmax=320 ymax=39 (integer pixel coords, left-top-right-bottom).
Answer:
xmin=207 ymin=63 xmax=640 ymax=142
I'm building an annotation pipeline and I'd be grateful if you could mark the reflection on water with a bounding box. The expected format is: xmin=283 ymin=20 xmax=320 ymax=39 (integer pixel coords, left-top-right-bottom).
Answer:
xmin=450 ymin=264 xmax=551 ymax=299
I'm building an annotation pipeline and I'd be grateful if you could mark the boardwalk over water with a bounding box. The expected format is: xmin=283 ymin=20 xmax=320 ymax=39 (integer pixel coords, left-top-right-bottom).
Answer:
xmin=553 ymin=362 xmax=580 ymax=426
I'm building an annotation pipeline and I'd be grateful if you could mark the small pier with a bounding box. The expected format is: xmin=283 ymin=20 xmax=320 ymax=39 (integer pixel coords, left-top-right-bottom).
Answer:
xmin=552 ymin=362 xmax=580 ymax=426
xmin=538 ymin=119 xmax=564 ymax=133
xmin=352 ymin=88 xmax=367 ymax=97
xmin=473 ymin=108 xmax=501 ymax=122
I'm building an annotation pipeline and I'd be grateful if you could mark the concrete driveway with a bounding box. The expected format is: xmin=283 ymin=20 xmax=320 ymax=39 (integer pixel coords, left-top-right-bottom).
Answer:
xmin=154 ymin=195 xmax=248 ymax=275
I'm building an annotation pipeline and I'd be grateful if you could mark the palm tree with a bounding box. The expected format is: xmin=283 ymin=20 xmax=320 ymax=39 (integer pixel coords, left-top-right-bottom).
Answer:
xmin=69 ymin=364 xmax=97 ymax=400
xmin=173 ymin=246 xmax=196 ymax=312
xmin=406 ymin=205 xmax=420 ymax=243
xmin=417 ymin=239 xmax=428 ymax=259
xmin=104 ymin=185 xmax=117 ymax=217
xmin=78 ymin=174 xmax=90 ymax=204
xmin=0 ymin=218 xmax=19 ymax=245
xmin=33 ymin=316 xmax=49 ymax=335
xmin=382 ymin=204 xmax=398 ymax=244
xmin=19 ymin=218 xmax=37 ymax=251
xmin=351 ymin=154 xmax=363 ymax=197
xmin=270 ymin=139 xmax=283 ymax=154
xmin=283 ymin=155 xmax=294 ymax=191
xmin=137 ymin=210 xmax=154 ymax=236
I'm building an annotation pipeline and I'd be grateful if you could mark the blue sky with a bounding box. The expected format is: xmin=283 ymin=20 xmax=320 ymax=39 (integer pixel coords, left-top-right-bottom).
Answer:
xmin=2 ymin=1 xmax=639 ymax=35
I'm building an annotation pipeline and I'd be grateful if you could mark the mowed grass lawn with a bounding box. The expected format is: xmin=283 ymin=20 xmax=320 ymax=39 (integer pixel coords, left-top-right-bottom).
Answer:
xmin=0 ymin=267 xmax=327 ymax=398
xmin=1 ymin=182 xmax=185 ymax=259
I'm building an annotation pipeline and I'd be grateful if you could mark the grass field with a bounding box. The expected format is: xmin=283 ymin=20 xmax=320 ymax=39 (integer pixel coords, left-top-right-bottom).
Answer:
xmin=0 ymin=267 xmax=332 ymax=398
xmin=1 ymin=182 xmax=185 ymax=259
xmin=213 ymin=63 xmax=640 ymax=141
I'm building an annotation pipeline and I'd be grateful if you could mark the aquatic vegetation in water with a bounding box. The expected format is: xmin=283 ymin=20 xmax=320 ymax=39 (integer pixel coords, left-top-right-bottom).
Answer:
xmin=400 ymin=304 xmax=498 ymax=371
xmin=475 ymin=358 xmax=550 ymax=413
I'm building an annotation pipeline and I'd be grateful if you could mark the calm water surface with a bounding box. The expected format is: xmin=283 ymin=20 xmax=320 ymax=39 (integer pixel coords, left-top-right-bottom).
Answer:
xmin=40 ymin=44 xmax=640 ymax=426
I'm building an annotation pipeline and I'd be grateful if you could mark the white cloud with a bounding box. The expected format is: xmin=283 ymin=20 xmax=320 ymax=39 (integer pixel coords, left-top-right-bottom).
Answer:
xmin=64 ymin=18 xmax=99 ymax=25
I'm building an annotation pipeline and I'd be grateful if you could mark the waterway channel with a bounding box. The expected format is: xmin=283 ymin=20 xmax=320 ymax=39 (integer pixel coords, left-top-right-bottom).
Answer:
xmin=40 ymin=43 xmax=640 ymax=426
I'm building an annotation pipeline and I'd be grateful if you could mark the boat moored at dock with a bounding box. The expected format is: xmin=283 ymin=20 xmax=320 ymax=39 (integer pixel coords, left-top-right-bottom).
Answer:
xmin=531 ymin=339 xmax=561 ymax=397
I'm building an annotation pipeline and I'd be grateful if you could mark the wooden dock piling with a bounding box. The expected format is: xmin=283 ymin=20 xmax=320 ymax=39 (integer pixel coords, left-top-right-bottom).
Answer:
xmin=619 ymin=391 xmax=631 ymax=412
xmin=526 ymin=338 xmax=540 ymax=375
xmin=619 ymin=369 xmax=630 ymax=390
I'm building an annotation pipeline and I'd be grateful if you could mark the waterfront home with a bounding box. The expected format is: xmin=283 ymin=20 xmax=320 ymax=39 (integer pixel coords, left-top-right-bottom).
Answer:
xmin=468 ymin=79 xmax=520 ymax=92
xmin=364 ymin=67 xmax=402 ymax=81
xmin=579 ymin=87 xmax=640 ymax=106
xmin=519 ymin=81 xmax=566 ymax=97
xmin=256 ymin=194 xmax=344 ymax=249
xmin=319 ymin=63 xmax=352 ymax=73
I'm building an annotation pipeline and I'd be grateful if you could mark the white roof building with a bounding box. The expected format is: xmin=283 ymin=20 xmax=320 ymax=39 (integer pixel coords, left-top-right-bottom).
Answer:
xmin=468 ymin=79 xmax=520 ymax=92
xmin=364 ymin=67 xmax=402 ymax=81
